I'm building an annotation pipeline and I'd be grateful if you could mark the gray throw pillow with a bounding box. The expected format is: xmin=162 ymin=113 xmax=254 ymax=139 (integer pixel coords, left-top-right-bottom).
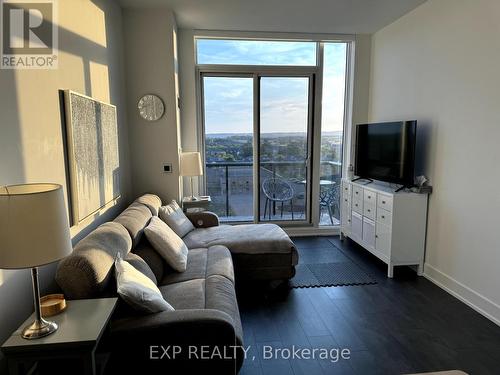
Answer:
xmin=144 ymin=216 xmax=189 ymax=272
xmin=159 ymin=200 xmax=195 ymax=238
xmin=115 ymin=255 xmax=174 ymax=314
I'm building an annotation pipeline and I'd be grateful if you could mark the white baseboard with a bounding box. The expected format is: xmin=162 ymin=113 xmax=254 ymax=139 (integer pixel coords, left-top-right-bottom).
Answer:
xmin=285 ymin=226 xmax=340 ymax=237
xmin=424 ymin=263 xmax=500 ymax=327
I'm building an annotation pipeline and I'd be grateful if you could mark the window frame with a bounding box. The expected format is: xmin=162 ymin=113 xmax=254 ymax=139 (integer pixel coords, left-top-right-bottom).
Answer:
xmin=194 ymin=31 xmax=355 ymax=232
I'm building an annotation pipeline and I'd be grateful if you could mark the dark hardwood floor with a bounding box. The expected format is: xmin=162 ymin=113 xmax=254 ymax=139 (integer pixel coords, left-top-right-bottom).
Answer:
xmin=237 ymin=236 xmax=500 ymax=375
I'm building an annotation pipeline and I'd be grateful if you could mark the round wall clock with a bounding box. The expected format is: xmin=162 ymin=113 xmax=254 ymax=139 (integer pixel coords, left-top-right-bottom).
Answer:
xmin=137 ymin=94 xmax=165 ymax=121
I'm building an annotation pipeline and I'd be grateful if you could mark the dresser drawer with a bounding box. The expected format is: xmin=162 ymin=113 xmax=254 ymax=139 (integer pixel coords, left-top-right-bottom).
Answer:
xmin=376 ymin=208 xmax=392 ymax=226
xmin=363 ymin=202 xmax=376 ymax=220
xmin=377 ymin=194 xmax=393 ymax=212
xmin=363 ymin=189 xmax=376 ymax=203
xmin=352 ymin=197 xmax=363 ymax=214
xmin=352 ymin=185 xmax=363 ymax=199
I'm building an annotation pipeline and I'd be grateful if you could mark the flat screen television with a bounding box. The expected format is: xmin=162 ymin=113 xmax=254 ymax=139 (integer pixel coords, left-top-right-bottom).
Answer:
xmin=355 ymin=121 xmax=417 ymax=186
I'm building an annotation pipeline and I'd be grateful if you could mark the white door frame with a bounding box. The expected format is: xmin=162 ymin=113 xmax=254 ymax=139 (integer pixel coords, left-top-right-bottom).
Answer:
xmin=194 ymin=34 xmax=355 ymax=233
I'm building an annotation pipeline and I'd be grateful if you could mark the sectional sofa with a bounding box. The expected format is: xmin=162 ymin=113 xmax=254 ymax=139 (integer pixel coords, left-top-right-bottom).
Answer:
xmin=55 ymin=194 xmax=298 ymax=373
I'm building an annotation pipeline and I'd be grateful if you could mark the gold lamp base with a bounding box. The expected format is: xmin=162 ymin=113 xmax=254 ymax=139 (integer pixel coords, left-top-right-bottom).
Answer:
xmin=22 ymin=318 xmax=58 ymax=340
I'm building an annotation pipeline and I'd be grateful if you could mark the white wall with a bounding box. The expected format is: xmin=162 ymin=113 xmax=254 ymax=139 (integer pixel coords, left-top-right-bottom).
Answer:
xmin=369 ymin=0 xmax=500 ymax=323
xmin=0 ymin=0 xmax=131 ymax=367
xmin=122 ymin=9 xmax=183 ymax=203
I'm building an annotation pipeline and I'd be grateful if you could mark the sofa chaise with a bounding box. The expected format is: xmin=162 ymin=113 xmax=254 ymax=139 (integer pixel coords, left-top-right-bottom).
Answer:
xmin=56 ymin=194 xmax=298 ymax=373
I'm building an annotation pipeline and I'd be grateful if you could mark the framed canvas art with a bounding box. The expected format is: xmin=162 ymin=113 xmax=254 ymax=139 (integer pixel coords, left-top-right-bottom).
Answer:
xmin=64 ymin=90 xmax=120 ymax=225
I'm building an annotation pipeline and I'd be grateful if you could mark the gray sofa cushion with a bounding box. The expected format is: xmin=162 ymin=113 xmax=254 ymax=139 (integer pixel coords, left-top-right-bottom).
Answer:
xmin=161 ymin=245 xmax=234 ymax=286
xmin=205 ymin=275 xmax=242 ymax=341
xmin=159 ymin=275 xmax=242 ymax=341
xmin=125 ymin=252 xmax=157 ymax=285
xmin=183 ymin=223 xmax=296 ymax=255
xmin=160 ymin=279 xmax=205 ymax=310
xmin=135 ymin=194 xmax=162 ymax=216
xmin=133 ymin=238 xmax=167 ymax=282
xmin=114 ymin=202 xmax=152 ymax=248
xmin=56 ymin=222 xmax=132 ymax=299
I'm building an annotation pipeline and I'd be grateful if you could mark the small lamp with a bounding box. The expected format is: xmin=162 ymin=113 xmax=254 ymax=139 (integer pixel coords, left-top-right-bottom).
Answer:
xmin=180 ymin=152 xmax=203 ymax=201
xmin=0 ymin=184 xmax=72 ymax=339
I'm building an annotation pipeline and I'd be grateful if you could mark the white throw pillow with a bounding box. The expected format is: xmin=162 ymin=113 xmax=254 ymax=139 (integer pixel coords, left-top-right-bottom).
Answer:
xmin=115 ymin=255 xmax=174 ymax=313
xmin=144 ymin=216 xmax=189 ymax=272
xmin=159 ymin=200 xmax=195 ymax=238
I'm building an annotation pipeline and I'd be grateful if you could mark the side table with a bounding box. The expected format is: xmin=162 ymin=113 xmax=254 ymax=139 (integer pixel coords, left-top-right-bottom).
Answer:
xmin=1 ymin=298 xmax=117 ymax=375
xmin=182 ymin=196 xmax=211 ymax=213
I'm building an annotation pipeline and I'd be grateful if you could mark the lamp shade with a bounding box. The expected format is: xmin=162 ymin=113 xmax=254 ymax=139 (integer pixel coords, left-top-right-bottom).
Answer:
xmin=0 ymin=183 xmax=72 ymax=269
xmin=180 ymin=152 xmax=203 ymax=177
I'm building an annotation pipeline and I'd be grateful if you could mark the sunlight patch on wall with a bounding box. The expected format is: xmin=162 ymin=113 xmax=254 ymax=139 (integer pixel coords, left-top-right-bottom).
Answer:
xmin=58 ymin=0 xmax=107 ymax=48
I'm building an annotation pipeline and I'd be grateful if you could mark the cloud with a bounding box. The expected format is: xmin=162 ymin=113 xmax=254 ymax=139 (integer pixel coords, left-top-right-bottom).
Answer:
xmin=199 ymin=41 xmax=347 ymax=134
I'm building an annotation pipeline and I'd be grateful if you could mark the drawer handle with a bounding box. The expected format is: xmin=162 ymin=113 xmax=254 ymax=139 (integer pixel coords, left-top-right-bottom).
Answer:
xmin=355 ymin=192 xmax=359 ymax=195
xmin=381 ymin=215 xmax=385 ymax=219
xmin=348 ymin=220 xmax=351 ymax=222
xmin=367 ymin=209 xmax=371 ymax=212
xmin=375 ymin=235 xmax=378 ymax=238
xmin=382 ymin=200 xmax=386 ymax=204
xmin=355 ymin=204 xmax=358 ymax=207
xmin=368 ymin=196 xmax=371 ymax=199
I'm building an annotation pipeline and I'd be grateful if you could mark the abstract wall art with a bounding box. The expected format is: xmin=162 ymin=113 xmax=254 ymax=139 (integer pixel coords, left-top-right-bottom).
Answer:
xmin=63 ymin=90 xmax=120 ymax=225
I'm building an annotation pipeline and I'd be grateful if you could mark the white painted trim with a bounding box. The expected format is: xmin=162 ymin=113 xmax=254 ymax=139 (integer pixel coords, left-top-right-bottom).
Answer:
xmin=193 ymin=29 xmax=356 ymax=44
xmin=424 ymin=263 xmax=500 ymax=327
xmin=193 ymin=33 xmax=354 ymax=233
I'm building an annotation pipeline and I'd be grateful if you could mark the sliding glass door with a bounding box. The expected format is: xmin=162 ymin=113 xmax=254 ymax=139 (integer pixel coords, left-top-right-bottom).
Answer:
xmin=202 ymin=76 xmax=254 ymax=222
xmin=197 ymin=38 xmax=350 ymax=229
xmin=201 ymin=74 xmax=313 ymax=224
xmin=259 ymin=76 xmax=312 ymax=222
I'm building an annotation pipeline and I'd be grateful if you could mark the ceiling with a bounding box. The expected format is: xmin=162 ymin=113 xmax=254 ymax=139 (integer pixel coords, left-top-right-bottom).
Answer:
xmin=118 ymin=0 xmax=427 ymax=34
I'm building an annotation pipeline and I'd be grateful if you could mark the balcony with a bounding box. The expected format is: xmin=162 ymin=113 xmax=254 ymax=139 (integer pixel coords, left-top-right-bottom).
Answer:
xmin=205 ymin=161 xmax=341 ymax=226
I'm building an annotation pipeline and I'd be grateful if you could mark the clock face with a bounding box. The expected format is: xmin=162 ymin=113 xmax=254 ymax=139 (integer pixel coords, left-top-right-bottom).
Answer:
xmin=137 ymin=94 xmax=165 ymax=121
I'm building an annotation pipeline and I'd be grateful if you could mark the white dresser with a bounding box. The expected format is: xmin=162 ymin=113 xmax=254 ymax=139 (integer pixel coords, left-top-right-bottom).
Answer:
xmin=340 ymin=179 xmax=428 ymax=277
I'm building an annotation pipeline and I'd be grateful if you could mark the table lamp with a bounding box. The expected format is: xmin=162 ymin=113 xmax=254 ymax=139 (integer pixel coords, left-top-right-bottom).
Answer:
xmin=0 ymin=183 xmax=72 ymax=339
xmin=180 ymin=152 xmax=203 ymax=201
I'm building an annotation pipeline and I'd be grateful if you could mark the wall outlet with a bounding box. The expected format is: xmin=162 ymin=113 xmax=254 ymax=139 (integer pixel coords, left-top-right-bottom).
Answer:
xmin=163 ymin=163 xmax=172 ymax=173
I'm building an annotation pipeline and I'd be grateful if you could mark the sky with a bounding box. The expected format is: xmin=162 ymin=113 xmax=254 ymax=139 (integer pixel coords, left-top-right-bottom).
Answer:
xmin=200 ymin=40 xmax=347 ymax=134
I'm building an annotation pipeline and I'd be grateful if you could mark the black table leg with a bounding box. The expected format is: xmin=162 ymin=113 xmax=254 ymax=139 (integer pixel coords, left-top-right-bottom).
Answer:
xmin=82 ymin=351 xmax=96 ymax=375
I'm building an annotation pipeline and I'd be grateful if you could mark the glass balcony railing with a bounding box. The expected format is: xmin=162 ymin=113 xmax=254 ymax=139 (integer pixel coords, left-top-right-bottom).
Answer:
xmin=205 ymin=161 xmax=341 ymax=225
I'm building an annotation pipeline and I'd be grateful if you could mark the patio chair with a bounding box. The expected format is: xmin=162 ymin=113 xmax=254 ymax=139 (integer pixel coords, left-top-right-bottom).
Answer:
xmin=262 ymin=178 xmax=294 ymax=220
xmin=320 ymin=183 xmax=340 ymax=225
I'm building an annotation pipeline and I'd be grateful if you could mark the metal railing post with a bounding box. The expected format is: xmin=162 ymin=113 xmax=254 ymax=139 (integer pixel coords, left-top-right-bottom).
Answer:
xmin=225 ymin=165 xmax=230 ymax=218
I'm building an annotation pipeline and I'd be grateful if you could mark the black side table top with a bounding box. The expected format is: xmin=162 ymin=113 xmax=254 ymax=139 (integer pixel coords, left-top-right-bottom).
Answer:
xmin=2 ymin=298 xmax=117 ymax=354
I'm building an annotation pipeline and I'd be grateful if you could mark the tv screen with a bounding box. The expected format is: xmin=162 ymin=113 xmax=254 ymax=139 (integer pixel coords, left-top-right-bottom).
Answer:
xmin=355 ymin=121 xmax=416 ymax=185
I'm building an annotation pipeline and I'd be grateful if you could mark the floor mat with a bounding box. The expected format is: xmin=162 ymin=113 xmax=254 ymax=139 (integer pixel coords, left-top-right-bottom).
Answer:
xmin=290 ymin=262 xmax=377 ymax=288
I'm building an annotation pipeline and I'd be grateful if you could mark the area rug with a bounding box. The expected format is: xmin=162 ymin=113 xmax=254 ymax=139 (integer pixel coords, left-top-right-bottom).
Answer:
xmin=290 ymin=262 xmax=377 ymax=288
